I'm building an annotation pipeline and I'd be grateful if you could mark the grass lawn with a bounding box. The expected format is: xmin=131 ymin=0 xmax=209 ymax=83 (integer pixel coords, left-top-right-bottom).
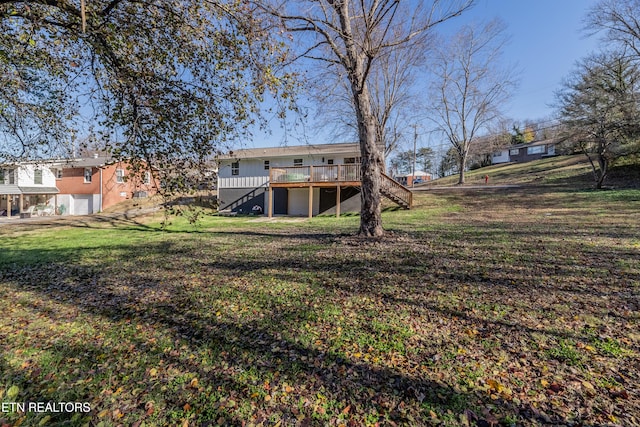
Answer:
xmin=0 ymin=187 xmax=639 ymax=426
xmin=421 ymin=154 xmax=640 ymax=189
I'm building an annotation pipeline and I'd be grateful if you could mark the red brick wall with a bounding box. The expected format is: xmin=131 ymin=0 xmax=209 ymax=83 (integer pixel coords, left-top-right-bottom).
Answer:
xmin=56 ymin=167 xmax=100 ymax=195
xmin=57 ymin=162 xmax=158 ymax=211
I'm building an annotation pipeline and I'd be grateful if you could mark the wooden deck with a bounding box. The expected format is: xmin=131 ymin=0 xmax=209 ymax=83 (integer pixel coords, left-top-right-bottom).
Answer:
xmin=266 ymin=165 xmax=412 ymax=218
xmin=269 ymin=165 xmax=361 ymax=187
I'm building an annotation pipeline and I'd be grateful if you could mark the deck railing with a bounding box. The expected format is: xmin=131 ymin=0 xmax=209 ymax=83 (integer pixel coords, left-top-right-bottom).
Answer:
xmin=270 ymin=164 xmax=361 ymax=184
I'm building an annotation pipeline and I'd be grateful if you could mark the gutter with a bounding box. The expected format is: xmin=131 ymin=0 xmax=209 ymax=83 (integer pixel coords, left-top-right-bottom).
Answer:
xmin=99 ymin=167 xmax=103 ymax=212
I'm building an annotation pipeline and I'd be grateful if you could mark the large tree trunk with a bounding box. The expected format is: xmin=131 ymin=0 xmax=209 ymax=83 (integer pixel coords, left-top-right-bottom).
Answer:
xmin=457 ymin=167 xmax=466 ymax=185
xmin=595 ymin=154 xmax=609 ymax=189
xmin=457 ymin=150 xmax=466 ymax=185
xmin=353 ymin=86 xmax=384 ymax=237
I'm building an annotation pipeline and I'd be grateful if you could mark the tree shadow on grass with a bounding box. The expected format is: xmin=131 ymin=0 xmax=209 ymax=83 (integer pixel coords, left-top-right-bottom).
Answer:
xmin=0 ymin=262 xmax=491 ymax=426
xmin=1 ymin=221 xmax=638 ymax=425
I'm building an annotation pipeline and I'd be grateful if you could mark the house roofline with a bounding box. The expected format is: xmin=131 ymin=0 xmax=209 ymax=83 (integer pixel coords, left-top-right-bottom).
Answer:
xmin=218 ymin=142 xmax=360 ymax=160
xmin=508 ymin=138 xmax=561 ymax=150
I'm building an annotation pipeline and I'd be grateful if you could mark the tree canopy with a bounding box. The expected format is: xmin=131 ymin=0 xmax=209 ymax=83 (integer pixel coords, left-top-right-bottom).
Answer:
xmin=1 ymin=0 xmax=293 ymax=186
xmin=586 ymin=0 xmax=640 ymax=59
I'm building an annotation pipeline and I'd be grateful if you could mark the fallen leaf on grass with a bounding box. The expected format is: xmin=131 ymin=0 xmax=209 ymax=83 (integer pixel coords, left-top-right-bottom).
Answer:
xmin=610 ymin=389 xmax=629 ymax=399
xmin=581 ymin=381 xmax=596 ymax=395
xmin=145 ymin=401 xmax=155 ymax=416
xmin=6 ymin=385 xmax=19 ymax=399
xmin=487 ymin=379 xmax=504 ymax=393
xmin=548 ymin=383 xmax=563 ymax=393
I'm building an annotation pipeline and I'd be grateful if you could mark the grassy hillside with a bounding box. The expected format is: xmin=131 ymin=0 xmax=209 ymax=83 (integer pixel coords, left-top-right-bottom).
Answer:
xmin=423 ymin=154 xmax=640 ymax=189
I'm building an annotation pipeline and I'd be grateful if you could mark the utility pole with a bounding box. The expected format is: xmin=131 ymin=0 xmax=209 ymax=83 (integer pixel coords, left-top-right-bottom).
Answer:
xmin=412 ymin=124 xmax=418 ymax=187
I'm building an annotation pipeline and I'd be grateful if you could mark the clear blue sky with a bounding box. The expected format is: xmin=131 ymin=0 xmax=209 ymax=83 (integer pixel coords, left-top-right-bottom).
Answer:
xmin=464 ymin=0 xmax=602 ymax=121
xmin=248 ymin=0 xmax=604 ymax=149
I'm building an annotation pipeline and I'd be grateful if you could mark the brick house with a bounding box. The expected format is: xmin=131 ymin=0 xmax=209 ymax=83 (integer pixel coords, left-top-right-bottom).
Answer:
xmin=1 ymin=155 xmax=156 ymax=217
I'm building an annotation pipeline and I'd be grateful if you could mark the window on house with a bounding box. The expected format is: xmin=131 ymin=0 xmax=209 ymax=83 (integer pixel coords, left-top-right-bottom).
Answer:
xmin=231 ymin=161 xmax=239 ymax=176
xmin=0 ymin=169 xmax=4 ymax=183
xmin=293 ymin=158 xmax=303 ymax=167
xmin=327 ymin=159 xmax=334 ymax=165
xmin=343 ymin=157 xmax=361 ymax=164
xmin=509 ymin=149 xmax=519 ymax=156
xmin=34 ymin=169 xmax=43 ymax=185
xmin=143 ymin=171 xmax=151 ymax=185
xmin=8 ymin=169 xmax=15 ymax=184
xmin=116 ymin=168 xmax=125 ymax=183
xmin=84 ymin=168 xmax=92 ymax=183
xmin=527 ymin=145 xmax=545 ymax=155
xmin=56 ymin=168 xmax=63 ymax=179
xmin=264 ymin=160 xmax=270 ymax=170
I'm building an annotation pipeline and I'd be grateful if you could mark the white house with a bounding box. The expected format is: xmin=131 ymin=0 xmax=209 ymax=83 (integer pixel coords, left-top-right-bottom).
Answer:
xmin=0 ymin=163 xmax=59 ymax=218
xmin=217 ymin=142 xmax=412 ymax=217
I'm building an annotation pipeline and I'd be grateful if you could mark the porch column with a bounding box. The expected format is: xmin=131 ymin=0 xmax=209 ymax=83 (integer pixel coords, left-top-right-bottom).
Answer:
xmin=308 ymin=185 xmax=313 ymax=219
xmin=6 ymin=196 xmax=10 ymax=218
xmin=54 ymin=195 xmax=58 ymax=215
xmin=268 ymin=186 xmax=273 ymax=218
xmin=336 ymin=185 xmax=341 ymax=218
xmin=19 ymin=194 xmax=24 ymax=213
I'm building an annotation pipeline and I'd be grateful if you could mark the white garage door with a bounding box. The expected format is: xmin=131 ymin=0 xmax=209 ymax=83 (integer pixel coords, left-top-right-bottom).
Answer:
xmin=73 ymin=195 xmax=92 ymax=215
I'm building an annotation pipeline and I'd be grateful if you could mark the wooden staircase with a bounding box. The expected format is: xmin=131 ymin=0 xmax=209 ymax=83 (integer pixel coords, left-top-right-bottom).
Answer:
xmin=380 ymin=172 xmax=412 ymax=209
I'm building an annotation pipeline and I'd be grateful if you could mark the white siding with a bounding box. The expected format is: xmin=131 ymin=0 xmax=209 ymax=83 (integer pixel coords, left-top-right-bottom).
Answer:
xmin=218 ymin=176 xmax=269 ymax=189
xmin=14 ymin=164 xmax=57 ymax=187
xmin=218 ymin=144 xmax=361 ymax=190
xmin=218 ymin=159 xmax=269 ymax=179
xmin=492 ymin=150 xmax=510 ymax=164
xmin=218 ymin=154 xmax=357 ymax=179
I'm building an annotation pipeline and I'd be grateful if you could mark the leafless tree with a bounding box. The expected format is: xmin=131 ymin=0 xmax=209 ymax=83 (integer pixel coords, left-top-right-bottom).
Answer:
xmin=467 ymin=118 xmax=512 ymax=168
xmin=428 ymin=18 xmax=517 ymax=184
xmin=312 ymin=40 xmax=422 ymax=165
xmin=261 ymin=0 xmax=474 ymax=236
xmin=586 ymin=0 xmax=640 ymax=59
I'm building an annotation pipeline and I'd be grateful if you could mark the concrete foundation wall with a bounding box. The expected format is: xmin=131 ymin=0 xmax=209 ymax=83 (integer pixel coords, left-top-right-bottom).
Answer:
xmin=321 ymin=193 xmax=361 ymax=215
xmin=218 ymin=187 xmax=268 ymax=214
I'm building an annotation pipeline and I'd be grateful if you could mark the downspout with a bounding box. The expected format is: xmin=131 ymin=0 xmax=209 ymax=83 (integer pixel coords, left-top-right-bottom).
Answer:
xmin=99 ymin=167 xmax=103 ymax=212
